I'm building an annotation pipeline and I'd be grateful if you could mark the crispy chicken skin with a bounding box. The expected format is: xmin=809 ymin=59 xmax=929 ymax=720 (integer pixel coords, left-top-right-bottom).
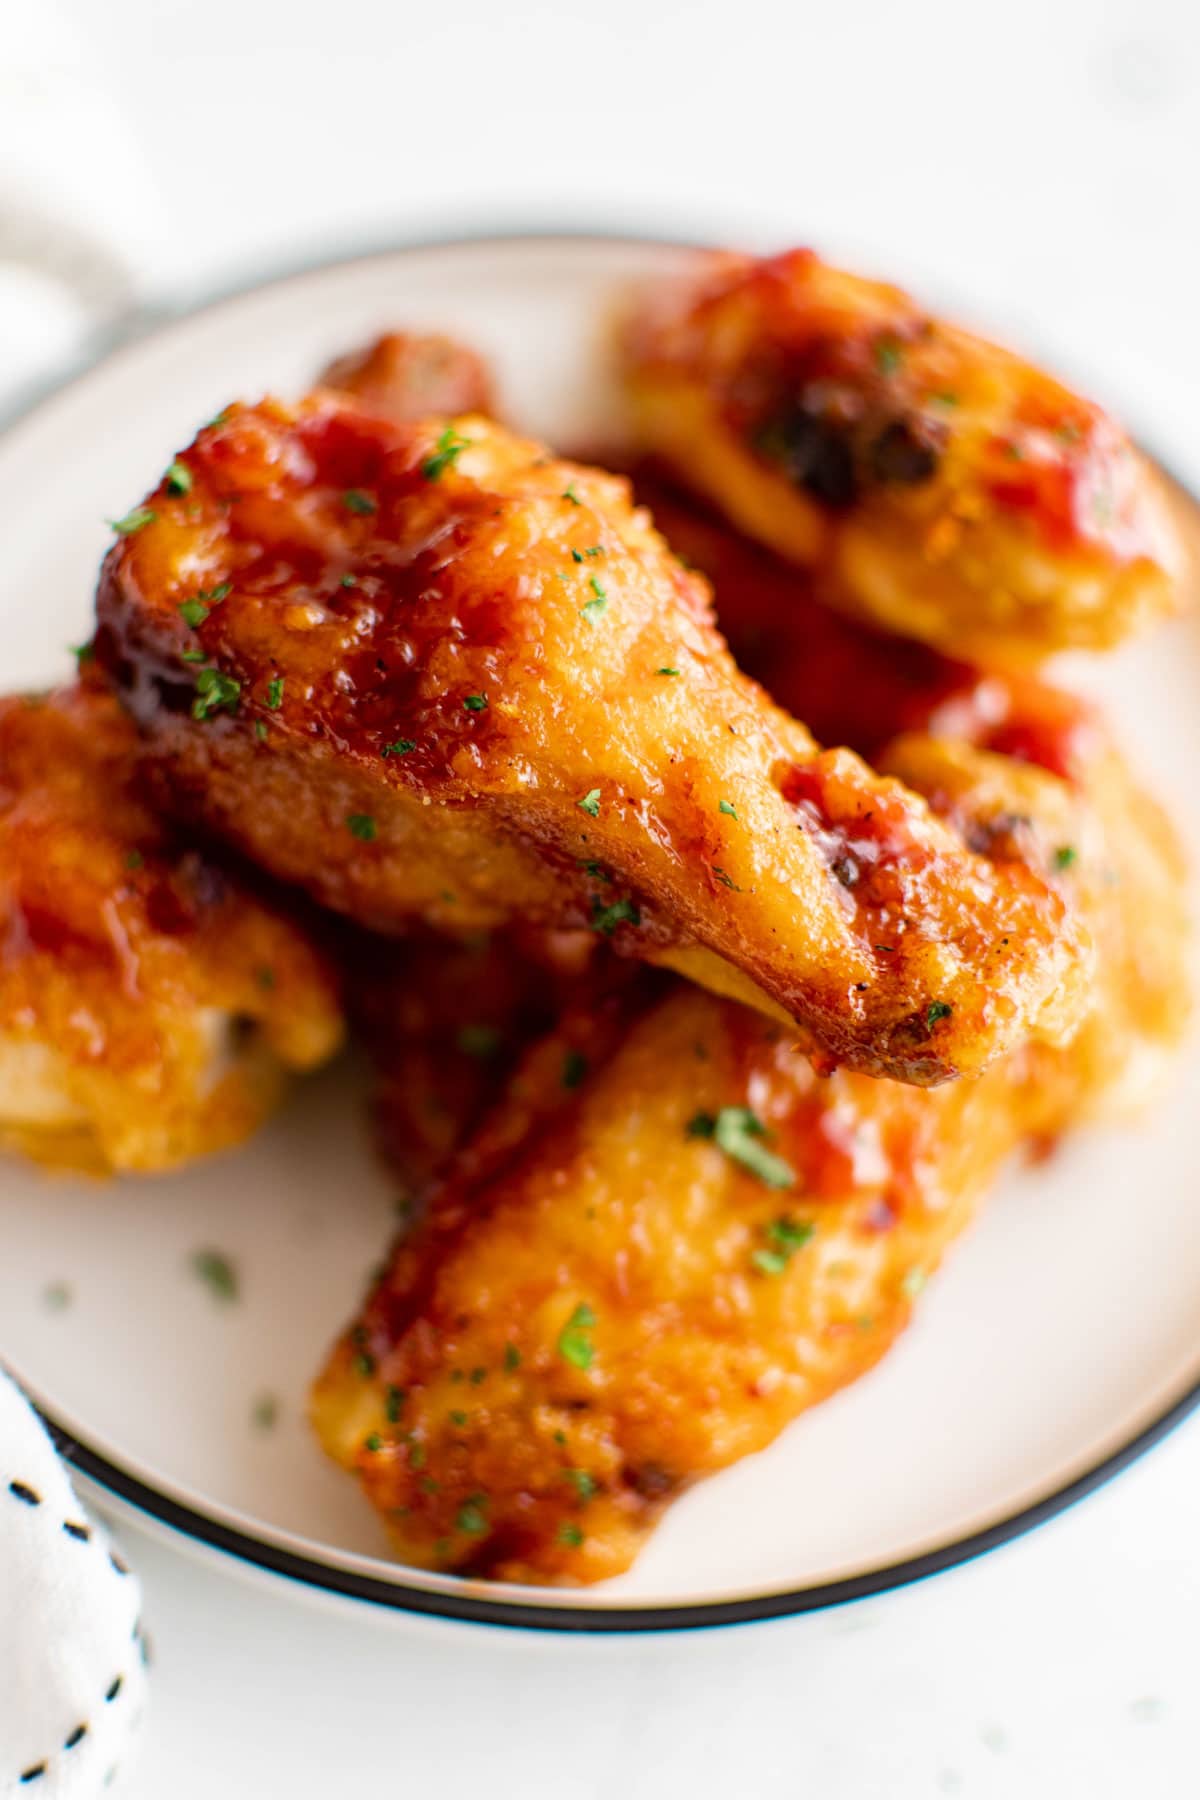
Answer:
xmin=620 ymin=250 xmax=1185 ymax=662
xmin=0 ymin=685 xmax=343 ymax=1174
xmin=318 ymin=332 xmax=495 ymax=421
xmin=93 ymin=396 xmax=1089 ymax=1084
xmin=312 ymin=640 xmax=1188 ymax=1586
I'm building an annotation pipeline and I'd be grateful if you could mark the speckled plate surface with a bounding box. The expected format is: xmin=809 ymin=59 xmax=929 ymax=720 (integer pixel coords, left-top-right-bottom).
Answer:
xmin=1 ymin=234 xmax=1199 ymax=1632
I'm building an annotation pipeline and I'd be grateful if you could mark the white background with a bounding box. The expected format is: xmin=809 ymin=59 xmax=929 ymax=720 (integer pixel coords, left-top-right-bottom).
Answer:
xmin=8 ymin=0 xmax=1200 ymax=1791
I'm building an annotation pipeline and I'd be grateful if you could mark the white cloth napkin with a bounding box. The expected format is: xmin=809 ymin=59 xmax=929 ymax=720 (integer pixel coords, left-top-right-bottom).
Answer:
xmin=0 ymin=1370 xmax=147 ymax=1795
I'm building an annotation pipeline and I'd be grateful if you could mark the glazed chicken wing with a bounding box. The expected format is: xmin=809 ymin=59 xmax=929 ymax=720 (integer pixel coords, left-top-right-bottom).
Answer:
xmin=311 ymin=477 xmax=1188 ymax=1583
xmin=0 ymin=684 xmax=343 ymax=1174
xmin=93 ymin=397 xmax=1089 ymax=1084
xmin=317 ymin=331 xmax=495 ymax=421
xmin=620 ymin=250 xmax=1185 ymax=662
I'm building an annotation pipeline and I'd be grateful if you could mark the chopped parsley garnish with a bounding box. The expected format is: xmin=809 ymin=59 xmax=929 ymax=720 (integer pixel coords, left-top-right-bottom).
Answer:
xmin=341 ymin=573 xmax=357 ymax=588
xmin=585 ymin=545 xmax=603 ymax=558
xmin=179 ymin=599 xmax=209 ymax=627
xmin=925 ymin=1000 xmax=953 ymax=1030
xmin=346 ymin=813 xmax=377 ymax=841
xmin=688 ymin=1106 xmax=796 ymax=1190
xmin=656 ymin=666 xmax=680 ymax=677
xmin=469 ymin=1367 xmax=487 ymax=1385
xmin=562 ymin=1048 xmax=589 ymax=1090
xmin=503 ymin=1344 xmax=521 ymax=1371
xmin=577 ymin=788 xmax=602 ymax=817
xmin=364 ymin=1433 xmax=383 ymax=1453
xmin=189 ymin=1247 xmax=238 ymax=1304
xmin=382 ymin=739 xmax=416 ymax=757
xmin=385 ymin=1385 xmax=406 ymax=1423
xmin=933 ymin=391 xmax=960 ymax=406
xmin=422 ymin=427 xmax=470 ymax=481
xmin=124 ymin=850 xmax=144 ymax=872
xmin=874 ymin=337 xmax=904 ymax=375
xmin=581 ymin=859 xmax=611 ymax=880
xmin=558 ymin=1303 xmax=596 ymax=1370
xmin=456 ymin=1496 xmax=489 ymax=1535
xmin=713 ymin=866 xmax=742 ymax=891
xmin=718 ymin=800 xmax=739 ymax=820
xmin=449 ymin=1409 xmax=468 ymax=1428
xmin=562 ymin=483 xmax=582 ymax=506
xmin=353 ymin=1350 xmax=376 ymax=1377
xmin=456 ymin=1023 xmax=503 ymax=1060
xmin=165 ymin=460 xmax=192 ymax=495
xmin=558 ymin=1524 xmax=585 ymax=1548
xmin=1053 ymin=845 xmax=1078 ymax=870
xmin=590 ymin=896 xmax=639 ymax=935
xmin=191 ymin=667 xmax=241 ymax=720
xmin=751 ymin=1215 xmax=815 ymax=1276
xmin=343 ymin=489 xmax=376 ymax=515
xmin=252 ymin=1393 xmax=279 ymax=1431
xmin=71 ymin=641 xmax=95 ymax=665
xmin=565 ymin=1469 xmax=596 ymax=1501
xmin=570 ymin=549 xmax=584 ymax=563
xmin=109 ymin=506 xmax=156 ymax=536
xmin=463 ymin=693 xmax=488 ymax=712
xmin=254 ymin=720 xmax=268 ymax=742
xmin=580 ymin=576 xmax=608 ymax=621
xmin=265 ymin=677 xmax=284 ymax=710
xmin=181 ymin=649 xmax=208 ymax=663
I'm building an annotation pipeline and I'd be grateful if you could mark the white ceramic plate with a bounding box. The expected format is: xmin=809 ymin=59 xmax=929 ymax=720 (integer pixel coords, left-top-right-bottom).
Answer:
xmin=1 ymin=233 xmax=1198 ymax=1633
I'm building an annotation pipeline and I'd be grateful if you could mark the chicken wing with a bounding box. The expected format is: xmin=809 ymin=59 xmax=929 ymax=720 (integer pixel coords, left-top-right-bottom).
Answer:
xmin=0 ymin=684 xmax=343 ymax=1174
xmin=93 ymin=397 xmax=1089 ymax=1084
xmin=620 ymin=250 xmax=1185 ymax=662
xmin=317 ymin=331 xmax=495 ymax=421
xmin=312 ymin=657 xmax=1186 ymax=1584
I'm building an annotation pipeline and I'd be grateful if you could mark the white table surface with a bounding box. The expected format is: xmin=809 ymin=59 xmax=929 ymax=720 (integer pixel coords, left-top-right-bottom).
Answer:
xmin=13 ymin=0 xmax=1200 ymax=1790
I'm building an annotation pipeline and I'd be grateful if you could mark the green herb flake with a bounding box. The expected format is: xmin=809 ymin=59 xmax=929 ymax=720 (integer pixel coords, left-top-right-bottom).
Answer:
xmin=713 ymin=866 xmax=743 ymax=892
xmin=874 ymin=337 xmax=904 ymax=376
xmin=385 ymin=1385 xmax=406 ymax=1423
xmin=422 ymin=427 xmax=470 ymax=481
xmin=347 ymin=813 xmax=377 ymax=842
xmin=577 ymin=787 xmax=602 ymax=817
xmin=590 ymin=896 xmax=639 ymax=935
xmin=343 ymin=489 xmax=376 ymax=515
xmin=565 ymin=1469 xmax=596 ymax=1501
xmin=457 ymin=1023 xmax=503 ymax=1060
xmin=165 ymin=460 xmax=192 ymax=496
xmin=925 ymin=1000 xmax=953 ymax=1030
xmin=562 ymin=483 xmax=582 ymax=506
xmin=180 ymin=648 xmax=208 ymax=663
xmin=558 ymin=1524 xmax=585 ymax=1548
xmin=265 ymin=677 xmax=284 ymax=710
xmin=364 ymin=1432 xmax=383 ymax=1453
xmin=503 ymin=1344 xmax=521 ymax=1371
xmin=189 ymin=1247 xmax=238 ymax=1304
xmin=254 ymin=720 xmax=268 ymax=742
xmin=697 ymin=1106 xmax=797 ymax=1190
xmin=381 ymin=739 xmax=417 ymax=757
xmin=718 ymin=800 xmax=739 ymax=820
xmin=686 ymin=1112 xmax=716 ymax=1139
xmin=409 ymin=1441 xmax=427 ymax=1468
xmin=585 ymin=545 xmax=604 ymax=558
xmin=580 ymin=576 xmax=608 ymax=622
xmin=353 ymin=1350 xmax=376 ymax=1378
xmin=1053 ymin=844 xmax=1078 ymax=871
xmin=71 ymin=641 xmax=95 ymax=666
xmin=570 ymin=549 xmax=584 ymax=564
xmin=456 ymin=1496 xmax=489 ymax=1535
xmin=751 ymin=1215 xmax=815 ymax=1277
xmin=449 ymin=1409 xmax=468 ymax=1428
xmin=656 ymin=666 xmax=680 ymax=677
xmin=463 ymin=693 xmax=488 ymax=713
xmin=191 ymin=667 xmax=241 ymax=721
xmin=933 ymin=391 xmax=960 ymax=407
xmin=109 ymin=506 xmax=156 ymax=537
xmin=558 ymin=1303 xmax=597 ymax=1370
xmin=252 ymin=1393 xmax=279 ymax=1432
xmin=179 ymin=599 xmax=209 ymax=628
xmin=562 ymin=1048 xmax=589 ymax=1090
xmin=124 ymin=850 xmax=144 ymax=872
